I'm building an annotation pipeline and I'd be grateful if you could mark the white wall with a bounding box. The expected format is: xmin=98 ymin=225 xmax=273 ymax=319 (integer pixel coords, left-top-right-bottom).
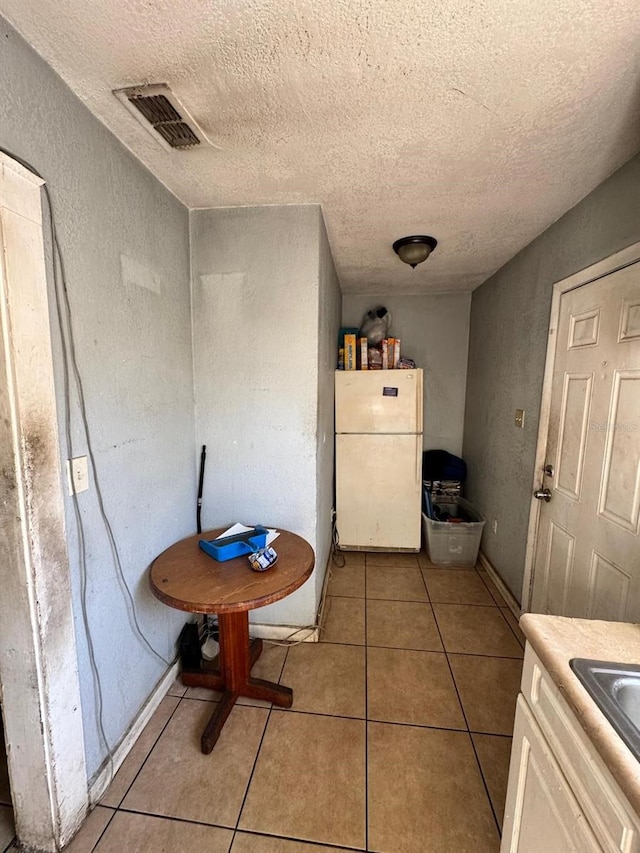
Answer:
xmin=191 ymin=204 xmax=332 ymax=627
xmin=0 ymin=16 xmax=194 ymax=780
xmin=342 ymin=294 xmax=471 ymax=455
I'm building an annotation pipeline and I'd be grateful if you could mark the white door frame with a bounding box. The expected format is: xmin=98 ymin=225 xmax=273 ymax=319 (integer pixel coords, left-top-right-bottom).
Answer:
xmin=0 ymin=153 xmax=88 ymax=849
xmin=522 ymin=240 xmax=640 ymax=612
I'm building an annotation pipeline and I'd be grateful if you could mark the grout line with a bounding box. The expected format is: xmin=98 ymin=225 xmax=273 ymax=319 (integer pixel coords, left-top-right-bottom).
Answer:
xmin=424 ymin=570 xmax=503 ymax=837
xmin=232 ymin=643 xmax=290 ymax=835
xmin=266 ymin=705 xmax=515 ymax=737
xmin=115 ymin=806 xmax=236 ymax=831
xmin=477 ymin=571 xmax=509 ymax=607
xmin=232 ymin=827 xmax=367 ymax=851
xmin=446 ymin=650 xmax=524 ymax=661
xmin=366 ymin=640 xmax=446 ymax=654
xmin=330 ymin=594 xmax=504 ymax=609
xmin=86 ymin=805 xmax=118 ymax=853
xmin=324 ymin=637 xmax=516 ymax=660
xmin=101 ymin=693 xmax=184 ymax=811
xmin=496 ymin=607 xmax=525 ymax=649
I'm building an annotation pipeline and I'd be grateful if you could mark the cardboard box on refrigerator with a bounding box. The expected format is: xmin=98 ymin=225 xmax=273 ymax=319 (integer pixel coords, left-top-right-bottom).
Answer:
xmin=344 ymin=334 xmax=357 ymax=370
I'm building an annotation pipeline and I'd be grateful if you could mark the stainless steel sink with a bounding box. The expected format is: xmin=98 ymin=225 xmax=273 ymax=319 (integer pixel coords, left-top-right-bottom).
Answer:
xmin=570 ymin=658 xmax=640 ymax=761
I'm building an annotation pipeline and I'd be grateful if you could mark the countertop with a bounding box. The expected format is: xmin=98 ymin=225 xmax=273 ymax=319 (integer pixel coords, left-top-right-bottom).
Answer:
xmin=520 ymin=613 xmax=640 ymax=816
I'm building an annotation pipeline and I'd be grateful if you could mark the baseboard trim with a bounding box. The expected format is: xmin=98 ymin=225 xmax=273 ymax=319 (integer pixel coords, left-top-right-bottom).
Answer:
xmin=478 ymin=550 xmax=521 ymax=618
xmin=88 ymin=659 xmax=180 ymax=806
xmin=249 ymin=623 xmax=319 ymax=643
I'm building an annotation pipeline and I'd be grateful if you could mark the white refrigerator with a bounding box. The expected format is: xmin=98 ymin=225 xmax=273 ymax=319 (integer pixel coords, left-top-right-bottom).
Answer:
xmin=335 ymin=369 xmax=423 ymax=551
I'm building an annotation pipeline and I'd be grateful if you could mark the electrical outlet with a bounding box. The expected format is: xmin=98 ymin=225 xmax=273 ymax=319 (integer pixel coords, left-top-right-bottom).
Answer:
xmin=492 ymin=518 xmax=498 ymax=534
xmin=67 ymin=456 xmax=89 ymax=495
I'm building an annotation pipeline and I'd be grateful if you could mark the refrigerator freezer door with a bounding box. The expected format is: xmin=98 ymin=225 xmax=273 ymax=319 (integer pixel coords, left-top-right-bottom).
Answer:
xmin=335 ymin=369 xmax=423 ymax=434
xmin=336 ymin=433 xmax=422 ymax=550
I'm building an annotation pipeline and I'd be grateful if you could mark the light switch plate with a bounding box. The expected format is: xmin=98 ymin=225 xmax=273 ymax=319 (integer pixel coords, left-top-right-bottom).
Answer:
xmin=515 ymin=409 xmax=525 ymax=429
xmin=67 ymin=456 xmax=89 ymax=495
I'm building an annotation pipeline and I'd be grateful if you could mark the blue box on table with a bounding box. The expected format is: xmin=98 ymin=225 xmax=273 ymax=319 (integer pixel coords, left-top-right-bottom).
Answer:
xmin=199 ymin=526 xmax=268 ymax=562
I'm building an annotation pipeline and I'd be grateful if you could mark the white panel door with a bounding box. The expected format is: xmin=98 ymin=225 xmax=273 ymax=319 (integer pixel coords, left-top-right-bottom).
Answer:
xmin=335 ymin=369 xmax=423 ymax=434
xmin=531 ymin=262 xmax=640 ymax=620
xmin=501 ymin=698 xmax=600 ymax=853
xmin=336 ymin=433 xmax=422 ymax=550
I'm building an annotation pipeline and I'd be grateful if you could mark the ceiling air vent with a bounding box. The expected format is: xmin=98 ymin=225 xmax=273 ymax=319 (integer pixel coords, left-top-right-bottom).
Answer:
xmin=113 ymin=83 xmax=211 ymax=152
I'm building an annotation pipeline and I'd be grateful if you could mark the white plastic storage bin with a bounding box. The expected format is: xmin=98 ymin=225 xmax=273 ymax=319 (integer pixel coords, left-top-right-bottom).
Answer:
xmin=422 ymin=497 xmax=485 ymax=567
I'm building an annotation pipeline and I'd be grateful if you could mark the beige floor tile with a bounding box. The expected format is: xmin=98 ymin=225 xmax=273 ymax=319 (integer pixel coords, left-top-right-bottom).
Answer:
xmin=432 ymin=604 xmax=523 ymax=657
xmin=62 ymin=807 xmax=114 ymax=853
xmin=366 ymin=552 xmax=420 ymax=568
xmin=186 ymin=643 xmax=287 ymax=707
xmin=239 ymin=712 xmax=365 ymax=849
xmin=367 ymin=647 xmax=465 ymax=729
xmin=326 ymin=564 xmax=365 ymax=598
xmin=366 ymin=565 xmax=428 ymax=601
xmin=500 ymin=607 xmax=526 ymax=648
xmin=0 ymin=805 xmax=15 ymax=852
xmin=320 ymin=597 xmax=365 ymax=645
xmin=333 ymin=551 xmax=366 ymax=568
xmin=101 ymin=696 xmax=180 ymax=807
xmin=366 ymin=600 xmax=443 ymax=651
xmin=423 ymin=569 xmax=496 ymax=606
xmin=449 ymin=655 xmax=523 ymax=735
xmin=94 ymin=811 xmax=232 ymax=852
xmin=280 ymin=642 xmax=365 ymax=718
xmin=122 ymin=700 xmax=268 ymax=827
xmin=368 ymin=722 xmax=499 ymax=852
xmin=166 ymin=677 xmax=188 ymax=698
xmin=473 ymin=734 xmax=513 ymax=829
xmin=232 ymin=832 xmax=355 ymax=852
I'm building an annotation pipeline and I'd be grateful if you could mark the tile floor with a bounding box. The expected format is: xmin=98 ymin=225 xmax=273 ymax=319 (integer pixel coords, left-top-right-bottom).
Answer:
xmin=4 ymin=552 xmax=525 ymax=853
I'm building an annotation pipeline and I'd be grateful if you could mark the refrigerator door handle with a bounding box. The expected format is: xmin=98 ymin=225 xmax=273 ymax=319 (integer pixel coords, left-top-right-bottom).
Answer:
xmin=416 ymin=435 xmax=422 ymax=487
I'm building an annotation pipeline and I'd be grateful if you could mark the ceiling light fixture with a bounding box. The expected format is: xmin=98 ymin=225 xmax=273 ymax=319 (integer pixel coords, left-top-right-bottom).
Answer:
xmin=392 ymin=235 xmax=438 ymax=269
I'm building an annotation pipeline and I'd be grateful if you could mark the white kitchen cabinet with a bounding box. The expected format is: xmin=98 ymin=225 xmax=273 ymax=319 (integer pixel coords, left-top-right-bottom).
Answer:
xmin=502 ymin=646 xmax=640 ymax=853
xmin=503 ymin=696 xmax=600 ymax=851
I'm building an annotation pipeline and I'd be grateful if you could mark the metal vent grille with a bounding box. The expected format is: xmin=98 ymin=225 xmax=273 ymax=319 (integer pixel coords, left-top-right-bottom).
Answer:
xmin=113 ymin=84 xmax=209 ymax=152
xmin=128 ymin=93 xmax=200 ymax=149
xmin=129 ymin=94 xmax=182 ymax=125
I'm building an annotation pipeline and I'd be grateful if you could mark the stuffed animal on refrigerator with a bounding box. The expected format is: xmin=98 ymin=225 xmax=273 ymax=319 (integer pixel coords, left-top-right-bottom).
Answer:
xmin=358 ymin=306 xmax=391 ymax=347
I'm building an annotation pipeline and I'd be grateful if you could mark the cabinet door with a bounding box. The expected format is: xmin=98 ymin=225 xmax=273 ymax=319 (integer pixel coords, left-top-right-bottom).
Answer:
xmin=501 ymin=697 xmax=600 ymax=853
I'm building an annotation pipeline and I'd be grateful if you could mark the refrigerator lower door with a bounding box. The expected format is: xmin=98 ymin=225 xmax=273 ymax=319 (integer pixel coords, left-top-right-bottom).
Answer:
xmin=336 ymin=433 xmax=422 ymax=550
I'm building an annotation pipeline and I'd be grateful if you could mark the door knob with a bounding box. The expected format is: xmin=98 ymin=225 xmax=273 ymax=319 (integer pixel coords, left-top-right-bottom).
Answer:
xmin=534 ymin=487 xmax=552 ymax=502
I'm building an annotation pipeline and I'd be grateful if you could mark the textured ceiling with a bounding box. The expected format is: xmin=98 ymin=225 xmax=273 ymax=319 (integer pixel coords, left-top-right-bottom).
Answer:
xmin=3 ymin=0 xmax=640 ymax=294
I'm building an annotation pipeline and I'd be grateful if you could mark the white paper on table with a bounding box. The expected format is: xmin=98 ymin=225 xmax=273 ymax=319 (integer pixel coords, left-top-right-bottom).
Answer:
xmin=215 ymin=522 xmax=280 ymax=547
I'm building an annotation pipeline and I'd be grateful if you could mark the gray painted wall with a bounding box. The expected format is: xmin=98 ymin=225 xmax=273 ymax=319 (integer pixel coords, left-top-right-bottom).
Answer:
xmin=342 ymin=294 xmax=472 ymax=455
xmin=463 ymin=152 xmax=640 ymax=604
xmin=190 ymin=204 xmax=332 ymax=627
xmin=0 ymin=17 xmax=194 ymax=778
xmin=316 ymin=215 xmax=342 ymax=601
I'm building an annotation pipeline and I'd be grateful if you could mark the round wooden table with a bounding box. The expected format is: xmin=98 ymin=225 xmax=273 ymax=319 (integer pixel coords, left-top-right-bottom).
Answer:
xmin=150 ymin=528 xmax=314 ymax=754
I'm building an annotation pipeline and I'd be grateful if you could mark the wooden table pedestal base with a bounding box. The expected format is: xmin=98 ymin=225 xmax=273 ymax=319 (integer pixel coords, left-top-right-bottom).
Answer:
xmin=181 ymin=610 xmax=293 ymax=754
